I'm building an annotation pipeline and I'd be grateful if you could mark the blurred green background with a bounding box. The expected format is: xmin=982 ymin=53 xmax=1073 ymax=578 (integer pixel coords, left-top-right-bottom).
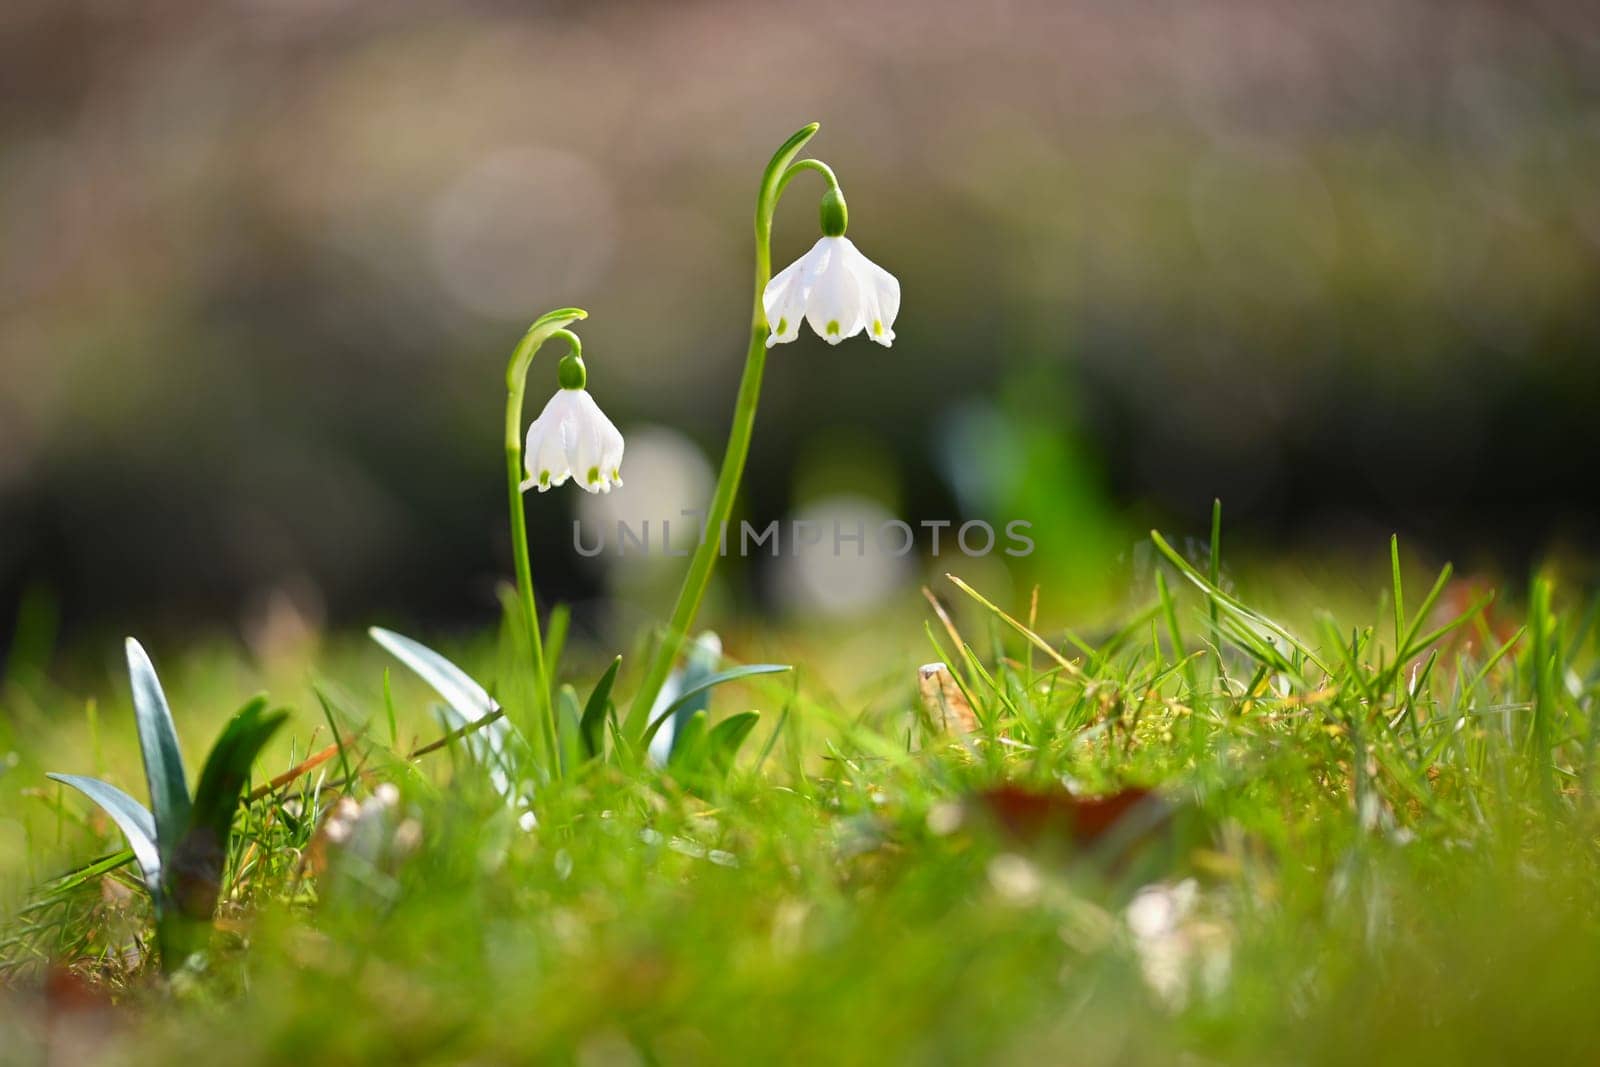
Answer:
xmin=4 ymin=0 xmax=1600 ymax=658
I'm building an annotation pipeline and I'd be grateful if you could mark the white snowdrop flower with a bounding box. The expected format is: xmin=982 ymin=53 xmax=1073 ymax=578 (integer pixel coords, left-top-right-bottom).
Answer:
xmin=764 ymin=236 xmax=900 ymax=348
xmin=520 ymin=356 xmax=624 ymax=494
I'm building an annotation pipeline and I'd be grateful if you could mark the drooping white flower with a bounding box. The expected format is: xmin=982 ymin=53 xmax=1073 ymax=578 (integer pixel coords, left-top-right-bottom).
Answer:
xmin=764 ymin=236 xmax=900 ymax=348
xmin=521 ymin=386 xmax=624 ymax=494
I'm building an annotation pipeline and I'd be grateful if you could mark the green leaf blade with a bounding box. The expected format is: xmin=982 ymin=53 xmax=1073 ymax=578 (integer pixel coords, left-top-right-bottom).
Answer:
xmin=707 ymin=711 xmax=761 ymax=776
xmin=556 ymin=684 xmax=584 ymax=774
xmin=188 ymin=700 xmax=288 ymax=861
xmin=667 ymin=710 xmax=709 ymax=770
xmin=370 ymin=627 xmax=501 ymax=728
xmin=47 ymin=773 xmax=162 ymax=898
xmin=125 ymin=638 xmax=192 ymax=858
xmin=580 ymin=657 xmax=623 ymax=759
xmin=643 ymin=664 xmax=794 ymax=749
xmin=175 ymin=700 xmax=287 ymax=920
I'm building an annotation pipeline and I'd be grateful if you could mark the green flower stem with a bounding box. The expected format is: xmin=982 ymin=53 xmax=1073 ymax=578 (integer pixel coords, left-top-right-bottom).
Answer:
xmin=505 ymin=308 xmax=587 ymax=763
xmin=624 ymin=123 xmax=827 ymax=741
xmin=776 ymin=158 xmax=839 ymax=199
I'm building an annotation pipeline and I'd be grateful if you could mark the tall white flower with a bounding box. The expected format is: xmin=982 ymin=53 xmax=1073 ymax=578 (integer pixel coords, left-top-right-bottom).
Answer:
xmin=764 ymin=236 xmax=900 ymax=348
xmin=520 ymin=382 xmax=624 ymax=494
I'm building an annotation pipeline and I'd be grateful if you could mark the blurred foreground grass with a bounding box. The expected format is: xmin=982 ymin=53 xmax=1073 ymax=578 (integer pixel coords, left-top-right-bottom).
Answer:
xmin=2 ymin=535 xmax=1600 ymax=1065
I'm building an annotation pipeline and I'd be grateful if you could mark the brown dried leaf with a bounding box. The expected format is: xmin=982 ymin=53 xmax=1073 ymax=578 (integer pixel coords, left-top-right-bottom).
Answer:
xmin=918 ymin=662 xmax=978 ymax=734
xmin=972 ymin=784 xmax=1168 ymax=851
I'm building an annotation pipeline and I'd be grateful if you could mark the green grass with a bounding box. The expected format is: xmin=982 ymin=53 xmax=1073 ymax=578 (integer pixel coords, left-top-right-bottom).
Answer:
xmin=4 ymin=532 xmax=1600 ymax=1064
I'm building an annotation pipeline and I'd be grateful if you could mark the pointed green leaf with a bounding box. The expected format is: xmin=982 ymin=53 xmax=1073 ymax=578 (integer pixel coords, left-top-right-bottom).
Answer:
xmin=544 ymin=604 xmax=572 ymax=694
xmin=556 ymin=684 xmax=584 ymax=773
xmin=642 ymin=664 xmax=793 ymax=748
xmin=188 ymin=700 xmax=288 ymax=864
xmin=647 ymin=634 xmax=723 ymax=765
xmin=672 ymin=635 xmax=724 ymax=747
xmin=707 ymin=711 xmax=761 ymax=776
xmin=371 ymin=627 xmax=501 ymax=727
xmin=172 ymin=699 xmax=287 ymax=919
xmin=47 ymin=773 xmax=162 ymax=899
xmin=125 ymin=638 xmax=191 ymax=858
xmin=493 ymin=584 xmax=545 ymax=750
xmin=580 ymin=657 xmax=622 ymax=759
xmin=758 ymin=123 xmax=821 ymax=228
xmin=667 ymin=710 xmax=709 ymax=769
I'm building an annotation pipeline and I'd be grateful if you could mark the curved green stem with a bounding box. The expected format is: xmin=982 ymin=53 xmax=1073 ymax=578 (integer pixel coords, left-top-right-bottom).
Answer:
xmin=776 ymin=158 xmax=840 ymax=200
xmin=624 ymin=124 xmax=827 ymax=740
xmin=505 ymin=308 xmax=586 ymax=762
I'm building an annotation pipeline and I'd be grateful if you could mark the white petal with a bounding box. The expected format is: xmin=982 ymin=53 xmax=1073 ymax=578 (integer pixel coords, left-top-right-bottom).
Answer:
xmin=763 ymin=238 xmax=827 ymax=348
xmin=572 ymin=390 xmax=627 ymax=492
xmin=521 ymin=423 xmax=546 ymax=492
xmin=803 ymin=237 xmax=864 ymax=345
xmin=539 ymin=428 xmax=573 ymax=488
xmin=570 ymin=391 xmax=609 ymax=493
xmin=846 ymin=253 xmax=891 ymax=348
xmin=524 ymin=399 xmax=564 ymax=491
xmin=526 ymin=391 xmax=576 ymax=490
xmin=599 ymin=420 xmax=625 ymax=489
xmin=846 ymin=244 xmax=899 ymax=346
xmin=567 ymin=393 xmax=595 ymax=482
xmin=569 ymin=394 xmax=600 ymax=490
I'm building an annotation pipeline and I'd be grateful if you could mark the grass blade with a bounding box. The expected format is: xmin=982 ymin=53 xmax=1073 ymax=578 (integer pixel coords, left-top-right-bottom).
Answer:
xmin=1148 ymin=532 xmax=1331 ymax=675
xmin=436 ymin=704 xmax=520 ymax=803
xmin=1391 ymin=535 xmax=1406 ymax=667
xmin=1208 ymin=499 xmax=1224 ymax=663
xmin=944 ymin=574 xmax=1084 ymax=678
xmin=314 ymin=687 xmax=356 ymax=791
